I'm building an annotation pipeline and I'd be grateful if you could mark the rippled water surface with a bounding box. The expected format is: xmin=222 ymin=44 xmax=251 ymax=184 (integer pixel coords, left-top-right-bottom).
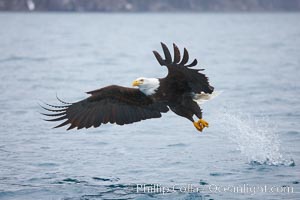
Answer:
xmin=0 ymin=13 xmax=299 ymax=199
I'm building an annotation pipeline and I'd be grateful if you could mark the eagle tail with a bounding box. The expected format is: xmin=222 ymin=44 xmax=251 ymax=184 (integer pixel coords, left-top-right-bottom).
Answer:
xmin=192 ymin=91 xmax=222 ymax=105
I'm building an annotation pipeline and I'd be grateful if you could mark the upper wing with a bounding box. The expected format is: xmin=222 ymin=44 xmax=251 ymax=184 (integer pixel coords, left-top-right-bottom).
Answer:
xmin=41 ymin=85 xmax=169 ymax=130
xmin=153 ymin=42 xmax=214 ymax=94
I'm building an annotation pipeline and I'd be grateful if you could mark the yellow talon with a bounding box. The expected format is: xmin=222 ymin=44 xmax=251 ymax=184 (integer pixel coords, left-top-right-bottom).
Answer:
xmin=193 ymin=119 xmax=209 ymax=132
xmin=193 ymin=121 xmax=203 ymax=132
xmin=199 ymin=119 xmax=209 ymax=128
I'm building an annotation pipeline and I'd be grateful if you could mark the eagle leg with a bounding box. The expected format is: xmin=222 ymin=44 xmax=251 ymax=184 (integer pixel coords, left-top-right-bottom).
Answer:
xmin=193 ymin=119 xmax=209 ymax=132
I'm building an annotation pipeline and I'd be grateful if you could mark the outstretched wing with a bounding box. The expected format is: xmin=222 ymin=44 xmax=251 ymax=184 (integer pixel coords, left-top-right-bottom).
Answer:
xmin=153 ymin=42 xmax=214 ymax=94
xmin=41 ymin=85 xmax=169 ymax=130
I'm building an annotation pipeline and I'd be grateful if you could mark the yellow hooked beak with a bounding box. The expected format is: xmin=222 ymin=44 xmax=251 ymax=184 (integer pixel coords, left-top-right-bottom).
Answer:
xmin=132 ymin=80 xmax=141 ymax=87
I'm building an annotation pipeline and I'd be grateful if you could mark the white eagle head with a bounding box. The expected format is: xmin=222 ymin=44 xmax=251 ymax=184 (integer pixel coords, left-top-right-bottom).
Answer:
xmin=132 ymin=77 xmax=160 ymax=96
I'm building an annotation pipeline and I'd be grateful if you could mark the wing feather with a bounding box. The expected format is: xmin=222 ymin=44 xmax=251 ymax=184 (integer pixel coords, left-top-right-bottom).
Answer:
xmin=173 ymin=43 xmax=181 ymax=63
xmin=54 ymin=120 xmax=70 ymax=129
xmin=93 ymin=106 xmax=103 ymax=127
xmin=153 ymin=51 xmax=165 ymax=66
xmin=42 ymin=86 xmax=168 ymax=130
xmin=179 ymin=48 xmax=189 ymax=65
xmin=153 ymin=42 xmax=214 ymax=94
xmin=161 ymin=42 xmax=172 ymax=63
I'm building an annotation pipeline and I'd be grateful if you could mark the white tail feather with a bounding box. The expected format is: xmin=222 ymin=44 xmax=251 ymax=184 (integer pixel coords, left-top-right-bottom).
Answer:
xmin=193 ymin=91 xmax=222 ymax=105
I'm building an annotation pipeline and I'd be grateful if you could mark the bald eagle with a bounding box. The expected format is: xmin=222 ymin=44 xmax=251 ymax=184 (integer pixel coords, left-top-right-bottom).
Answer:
xmin=42 ymin=43 xmax=216 ymax=132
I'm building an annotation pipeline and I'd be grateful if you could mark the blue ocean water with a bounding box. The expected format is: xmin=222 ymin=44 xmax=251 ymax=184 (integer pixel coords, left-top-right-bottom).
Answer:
xmin=0 ymin=13 xmax=299 ymax=199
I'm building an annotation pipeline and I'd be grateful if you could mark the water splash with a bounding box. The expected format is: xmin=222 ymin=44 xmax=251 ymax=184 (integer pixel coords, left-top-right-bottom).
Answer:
xmin=217 ymin=108 xmax=295 ymax=166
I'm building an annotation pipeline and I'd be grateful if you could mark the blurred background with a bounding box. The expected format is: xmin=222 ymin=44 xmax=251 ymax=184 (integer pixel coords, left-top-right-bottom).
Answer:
xmin=1 ymin=0 xmax=300 ymax=12
xmin=0 ymin=1 xmax=299 ymax=200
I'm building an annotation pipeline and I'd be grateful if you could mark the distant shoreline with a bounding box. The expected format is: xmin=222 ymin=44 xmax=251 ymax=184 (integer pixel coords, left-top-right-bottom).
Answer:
xmin=1 ymin=0 xmax=300 ymax=13
xmin=0 ymin=11 xmax=300 ymax=14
